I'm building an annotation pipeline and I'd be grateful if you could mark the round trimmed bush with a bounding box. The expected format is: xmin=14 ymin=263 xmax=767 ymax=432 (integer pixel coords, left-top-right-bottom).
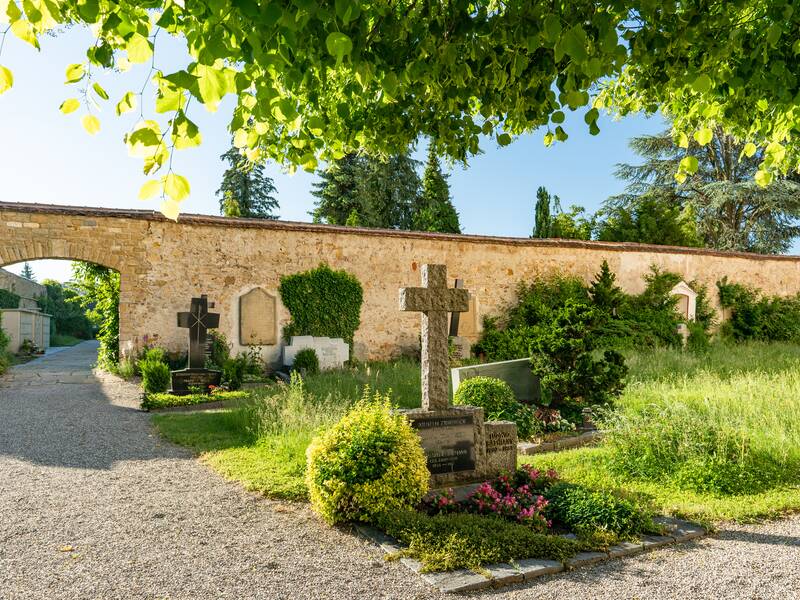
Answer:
xmin=306 ymin=393 xmax=429 ymax=524
xmin=293 ymin=348 xmax=320 ymax=375
xmin=453 ymin=376 xmax=517 ymax=415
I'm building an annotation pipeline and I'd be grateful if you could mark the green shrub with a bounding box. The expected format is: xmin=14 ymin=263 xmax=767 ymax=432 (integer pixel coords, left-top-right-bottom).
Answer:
xmin=116 ymin=358 xmax=136 ymax=380
xmin=207 ymin=331 xmax=231 ymax=369
xmin=687 ymin=321 xmax=711 ymax=353
xmin=306 ymin=392 xmax=428 ymax=524
xmin=138 ymin=348 xmax=171 ymax=394
xmin=222 ymin=355 xmax=247 ymax=390
xmin=718 ymin=277 xmax=800 ymax=343
xmin=0 ymin=289 xmax=20 ymax=309
xmin=453 ymin=376 xmax=537 ymax=438
xmin=293 ymin=348 xmax=320 ymax=375
xmin=544 ymin=483 xmax=654 ymax=537
xmin=279 ymin=263 xmax=363 ymax=346
xmin=142 ymin=390 xmax=249 ymax=410
xmin=531 ymin=301 xmax=628 ymax=409
xmin=373 ymin=510 xmax=579 ymax=572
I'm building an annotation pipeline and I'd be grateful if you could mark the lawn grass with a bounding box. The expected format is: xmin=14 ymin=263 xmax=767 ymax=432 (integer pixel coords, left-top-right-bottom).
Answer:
xmin=152 ymin=342 xmax=800 ymax=523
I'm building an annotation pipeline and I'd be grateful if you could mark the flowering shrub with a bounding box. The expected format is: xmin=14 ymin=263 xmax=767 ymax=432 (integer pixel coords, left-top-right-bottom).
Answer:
xmin=306 ymin=390 xmax=428 ymax=524
xmin=423 ymin=465 xmax=559 ymax=532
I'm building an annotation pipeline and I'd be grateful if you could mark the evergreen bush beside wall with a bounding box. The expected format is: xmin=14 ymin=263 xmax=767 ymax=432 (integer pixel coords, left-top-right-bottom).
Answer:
xmin=279 ymin=264 xmax=363 ymax=346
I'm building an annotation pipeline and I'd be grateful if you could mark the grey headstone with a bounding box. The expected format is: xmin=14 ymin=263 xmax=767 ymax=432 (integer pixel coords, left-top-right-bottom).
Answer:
xmin=451 ymin=357 xmax=541 ymax=403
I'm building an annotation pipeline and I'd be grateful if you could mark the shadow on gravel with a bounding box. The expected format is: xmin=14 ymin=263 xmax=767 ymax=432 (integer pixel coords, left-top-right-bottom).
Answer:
xmin=0 ymin=343 xmax=184 ymax=470
xmin=717 ymin=530 xmax=800 ymax=547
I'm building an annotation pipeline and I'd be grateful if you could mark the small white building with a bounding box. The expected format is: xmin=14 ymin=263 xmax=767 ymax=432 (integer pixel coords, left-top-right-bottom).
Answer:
xmin=0 ymin=268 xmax=52 ymax=353
xmin=1 ymin=308 xmax=51 ymax=353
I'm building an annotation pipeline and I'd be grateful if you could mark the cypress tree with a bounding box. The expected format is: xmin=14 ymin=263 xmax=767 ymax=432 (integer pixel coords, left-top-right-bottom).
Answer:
xmin=532 ymin=186 xmax=552 ymax=238
xmin=413 ymin=145 xmax=461 ymax=233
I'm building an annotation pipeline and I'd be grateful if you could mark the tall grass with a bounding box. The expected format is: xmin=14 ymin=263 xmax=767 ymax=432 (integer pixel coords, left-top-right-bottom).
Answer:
xmin=603 ymin=342 xmax=800 ymax=496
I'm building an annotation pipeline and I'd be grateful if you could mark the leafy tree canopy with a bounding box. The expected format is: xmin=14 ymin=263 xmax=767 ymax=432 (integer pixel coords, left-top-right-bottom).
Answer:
xmin=1 ymin=1 xmax=798 ymax=218
xmin=608 ymin=129 xmax=800 ymax=253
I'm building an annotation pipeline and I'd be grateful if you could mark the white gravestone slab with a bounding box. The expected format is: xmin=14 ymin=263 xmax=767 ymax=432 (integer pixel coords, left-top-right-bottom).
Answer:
xmin=283 ymin=336 xmax=349 ymax=370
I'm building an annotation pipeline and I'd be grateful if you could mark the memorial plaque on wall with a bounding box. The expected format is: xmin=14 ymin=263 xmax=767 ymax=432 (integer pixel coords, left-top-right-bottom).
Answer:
xmin=239 ymin=287 xmax=277 ymax=345
xmin=410 ymin=414 xmax=476 ymax=474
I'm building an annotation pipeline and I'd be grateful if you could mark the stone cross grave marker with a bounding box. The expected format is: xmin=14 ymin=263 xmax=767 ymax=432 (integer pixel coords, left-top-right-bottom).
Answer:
xmin=177 ymin=294 xmax=220 ymax=368
xmin=399 ymin=264 xmax=517 ymax=488
xmin=400 ymin=264 xmax=469 ymax=411
xmin=170 ymin=294 xmax=222 ymax=395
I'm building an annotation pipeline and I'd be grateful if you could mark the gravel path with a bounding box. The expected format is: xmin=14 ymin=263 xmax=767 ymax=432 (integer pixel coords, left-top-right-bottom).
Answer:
xmin=2 ymin=342 xmax=799 ymax=599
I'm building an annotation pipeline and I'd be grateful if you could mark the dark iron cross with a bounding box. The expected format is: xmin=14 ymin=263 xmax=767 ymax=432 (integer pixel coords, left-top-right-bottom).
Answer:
xmin=177 ymin=295 xmax=220 ymax=369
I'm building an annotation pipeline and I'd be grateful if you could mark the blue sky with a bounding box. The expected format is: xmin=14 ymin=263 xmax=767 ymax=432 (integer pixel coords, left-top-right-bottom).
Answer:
xmin=0 ymin=27 xmax=666 ymax=282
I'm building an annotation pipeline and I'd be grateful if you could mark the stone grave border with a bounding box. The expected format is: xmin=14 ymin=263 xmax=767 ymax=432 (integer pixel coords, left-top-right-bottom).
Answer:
xmin=518 ymin=430 xmax=604 ymax=455
xmin=355 ymin=516 xmax=705 ymax=594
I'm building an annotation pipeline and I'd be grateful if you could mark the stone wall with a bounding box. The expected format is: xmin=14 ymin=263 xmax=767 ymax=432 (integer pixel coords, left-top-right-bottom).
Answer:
xmin=3 ymin=202 xmax=800 ymax=363
xmin=0 ymin=267 xmax=46 ymax=309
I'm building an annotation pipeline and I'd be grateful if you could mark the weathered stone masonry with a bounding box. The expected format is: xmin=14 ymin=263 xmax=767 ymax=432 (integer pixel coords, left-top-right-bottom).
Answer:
xmin=3 ymin=201 xmax=800 ymax=363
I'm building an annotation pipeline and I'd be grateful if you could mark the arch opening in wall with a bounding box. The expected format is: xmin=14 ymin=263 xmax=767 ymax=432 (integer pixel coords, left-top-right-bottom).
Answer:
xmin=0 ymin=258 xmax=121 ymax=369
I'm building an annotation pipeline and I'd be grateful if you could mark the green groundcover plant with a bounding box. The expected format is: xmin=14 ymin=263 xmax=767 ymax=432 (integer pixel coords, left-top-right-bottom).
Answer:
xmin=142 ymin=390 xmax=249 ymax=411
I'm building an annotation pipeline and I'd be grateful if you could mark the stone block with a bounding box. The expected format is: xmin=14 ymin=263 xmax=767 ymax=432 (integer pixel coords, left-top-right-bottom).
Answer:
xmin=607 ymin=541 xmax=645 ymax=559
xmin=641 ymin=534 xmax=674 ymax=550
xmin=565 ymin=551 xmax=607 ymax=569
xmin=487 ymin=563 xmax=523 ymax=587
xmin=652 ymin=516 xmax=705 ymax=542
xmin=515 ymin=558 xmax=563 ymax=580
xmin=484 ymin=420 xmax=517 ymax=476
xmin=283 ymin=336 xmax=349 ymax=370
xmin=420 ymin=569 xmax=490 ymax=594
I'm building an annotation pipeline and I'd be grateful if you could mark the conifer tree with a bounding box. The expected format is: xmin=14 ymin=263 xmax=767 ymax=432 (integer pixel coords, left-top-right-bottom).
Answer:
xmin=532 ymin=186 xmax=552 ymax=238
xmin=412 ymin=145 xmax=461 ymax=234
xmin=589 ymin=260 xmax=624 ymax=314
xmin=216 ymin=146 xmax=279 ymax=219
xmin=20 ymin=262 xmax=35 ymax=281
xmin=312 ymin=152 xmax=420 ymax=229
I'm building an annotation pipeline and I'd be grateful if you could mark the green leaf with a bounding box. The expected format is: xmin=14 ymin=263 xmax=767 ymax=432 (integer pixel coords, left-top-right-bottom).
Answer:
xmin=555 ymin=126 xmax=568 ymax=142
xmin=65 ymin=63 xmax=85 ymax=84
xmin=561 ymin=25 xmax=588 ymax=63
xmin=496 ymin=132 xmax=512 ymax=146
xmin=550 ymin=110 xmax=565 ymax=124
xmin=583 ymin=108 xmax=598 ymax=125
xmin=326 ymin=32 xmax=353 ymax=63
xmin=674 ymin=171 xmax=688 ymax=184
xmin=755 ymin=169 xmax=773 ymax=187
xmin=126 ymin=120 xmax=163 ymax=158
xmin=81 ymin=114 xmax=100 ymax=135
xmin=677 ymin=132 xmax=689 ymax=148
xmin=59 ymin=98 xmax=80 ymax=114
xmin=693 ymin=127 xmax=713 ymax=146
xmin=126 ymin=34 xmax=153 ymax=64
xmin=743 ymin=142 xmax=757 ymax=158
xmin=543 ymin=15 xmax=561 ymax=43
xmin=194 ymin=63 xmax=235 ymax=108
xmin=92 ymin=82 xmax=109 ymax=100
xmin=543 ymin=131 xmax=555 ymax=147
xmin=679 ymin=155 xmax=699 ymax=174
xmin=10 ymin=20 xmax=38 ymax=48
xmin=766 ymin=23 xmax=782 ymax=45
xmin=138 ymin=179 xmax=162 ymax=200
xmin=306 ymin=116 xmax=325 ymax=136
xmin=116 ymin=91 xmax=137 ymax=116
xmin=0 ymin=65 xmax=12 ymax=95
xmin=172 ymin=112 xmax=202 ymax=149
xmin=164 ymin=172 xmax=190 ymax=201
xmin=692 ymin=74 xmax=712 ymax=94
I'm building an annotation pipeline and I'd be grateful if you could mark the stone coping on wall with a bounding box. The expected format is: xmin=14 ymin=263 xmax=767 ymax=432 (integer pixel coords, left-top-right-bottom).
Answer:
xmin=3 ymin=201 xmax=800 ymax=261
xmin=355 ymin=516 xmax=706 ymax=594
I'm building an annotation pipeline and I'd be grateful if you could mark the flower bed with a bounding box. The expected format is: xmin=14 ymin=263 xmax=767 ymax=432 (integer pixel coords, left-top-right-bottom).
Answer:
xmin=142 ymin=390 xmax=250 ymax=411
